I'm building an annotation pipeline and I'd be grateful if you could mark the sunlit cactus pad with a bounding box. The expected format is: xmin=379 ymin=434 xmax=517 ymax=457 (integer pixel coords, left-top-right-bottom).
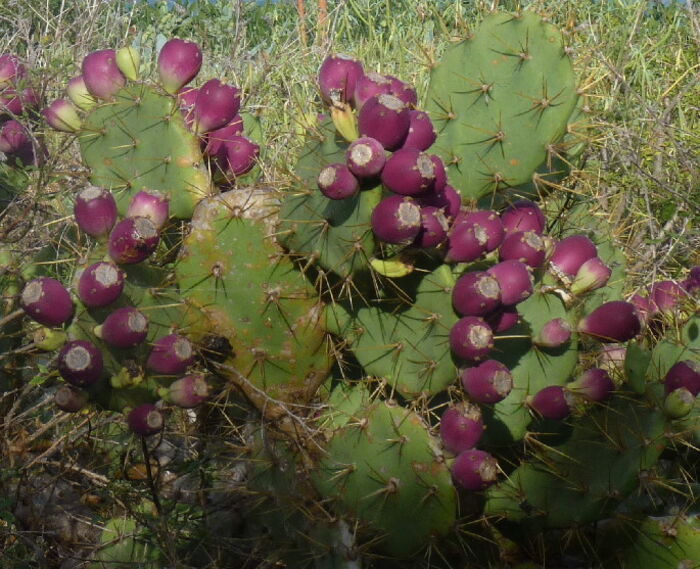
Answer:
xmin=313 ymin=388 xmax=457 ymax=557
xmin=79 ymin=83 xmax=211 ymax=218
xmin=426 ymin=11 xmax=579 ymax=202
xmin=177 ymin=193 xmax=332 ymax=403
xmin=325 ymin=264 xmax=459 ymax=399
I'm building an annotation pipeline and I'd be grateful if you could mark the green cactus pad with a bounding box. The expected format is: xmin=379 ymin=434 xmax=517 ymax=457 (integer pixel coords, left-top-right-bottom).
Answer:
xmin=278 ymin=118 xmax=381 ymax=281
xmin=325 ymin=264 xmax=459 ymax=399
xmin=176 ymin=193 xmax=331 ymax=403
xmin=426 ymin=11 xmax=579 ymax=203
xmin=599 ymin=514 xmax=700 ymax=569
xmin=647 ymin=314 xmax=700 ymax=382
xmin=483 ymin=289 xmax=579 ymax=444
xmin=90 ymin=517 xmax=162 ymax=568
xmin=78 ymin=83 xmax=211 ymax=218
xmin=483 ymin=394 xmax=667 ymax=531
xmin=313 ymin=391 xmax=457 ymax=557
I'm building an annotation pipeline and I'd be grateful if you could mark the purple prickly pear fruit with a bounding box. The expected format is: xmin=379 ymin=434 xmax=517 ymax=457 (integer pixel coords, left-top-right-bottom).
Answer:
xmin=164 ymin=373 xmax=210 ymax=408
xmin=452 ymin=271 xmax=501 ymax=317
xmin=54 ymin=385 xmax=89 ymax=413
xmin=663 ymin=388 xmax=694 ymax=419
xmin=108 ymin=217 xmax=160 ymax=264
xmin=453 ymin=210 xmax=505 ymax=253
xmin=578 ymin=301 xmax=642 ymax=343
xmin=127 ymin=404 xmax=164 ymax=436
xmin=439 ymin=402 xmax=485 ymax=455
xmin=127 ymin=190 xmax=170 ymax=229
xmin=533 ymin=318 xmax=572 ymax=348
xmin=486 ymin=306 xmax=519 ymax=333
xmin=449 ymin=316 xmax=494 ymax=361
xmin=548 ymin=235 xmax=597 ymax=283
xmin=445 ymin=225 xmax=487 ymax=264
xmin=218 ymin=136 xmax=259 ymax=178
xmin=381 ymin=147 xmax=436 ymax=196
xmin=57 ymin=340 xmax=103 ymax=387
xmin=413 ymin=205 xmax=449 ymax=248
xmin=430 ymin=155 xmax=447 ymax=194
xmin=81 ymin=49 xmax=126 ymax=100
xmin=568 ymin=368 xmax=615 ymax=402
xmin=345 ymin=136 xmax=386 ymax=178
xmin=0 ymin=119 xmax=29 ymax=153
xmin=202 ymin=115 xmax=244 ymax=156
xmin=115 ymin=46 xmax=140 ymax=81
xmin=664 ymin=360 xmax=700 ymax=396
xmin=417 ymin=183 xmax=460 ymax=220
xmin=20 ymin=277 xmax=74 ymax=327
xmin=452 ymin=449 xmax=499 ymax=491
xmin=649 ymin=280 xmax=689 ymax=316
xmin=74 ymin=186 xmax=118 ymax=238
xmin=682 ymin=267 xmax=700 ymax=296
xmin=370 ymin=194 xmax=422 ymax=245
xmin=401 ymin=110 xmax=437 ymax=150
xmin=528 ymin=385 xmax=573 ymax=420
xmin=0 ymin=89 xmax=23 ymax=115
xmin=157 ymin=38 xmax=202 ymax=95
xmin=193 ymin=79 xmax=241 ymax=135
xmin=0 ymin=54 xmax=26 ymax=85
xmin=487 ymin=260 xmax=534 ymax=306
xmin=387 ymin=75 xmax=418 ymax=108
xmin=499 ymin=230 xmax=546 ymax=268
xmin=357 ymin=93 xmax=409 ymax=151
xmin=629 ymin=293 xmax=651 ymax=327
xmin=461 ymin=359 xmax=513 ymax=404
xmin=571 ymin=256 xmax=612 ymax=295
xmin=42 ymin=99 xmax=81 ymax=133
xmin=66 ymin=75 xmax=98 ymax=111
xmin=147 ymin=334 xmax=195 ymax=375
xmin=96 ymin=306 xmax=149 ymax=348
xmin=500 ymin=199 xmax=546 ymax=235
xmin=318 ymin=54 xmax=364 ymax=107
xmin=354 ymin=72 xmax=393 ymax=110
xmin=317 ymin=163 xmax=360 ymax=200
xmin=77 ymin=261 xmax=125 ymax=308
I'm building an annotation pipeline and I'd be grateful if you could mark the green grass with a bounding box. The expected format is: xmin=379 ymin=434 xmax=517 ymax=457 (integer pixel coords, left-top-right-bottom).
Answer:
xmin=1 ymin=0 xmax=699 ymax=567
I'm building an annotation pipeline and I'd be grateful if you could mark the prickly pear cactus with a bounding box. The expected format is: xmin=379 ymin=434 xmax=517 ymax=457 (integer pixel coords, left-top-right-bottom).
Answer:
xmin=177 ymin=192 xmax=332 ymax=404
xmin=90 ymin=517 xmax=162 ymax=569
xmin=599 ymin=513 xmax=700 ymax=569
xmin=426 ymin=11 xmax=582 ymax=204
xmin=325 ymin=264 xmax=459 ymax=398
xmin=484 ymin=312 xmax=699 ymax=532
xmin=78 ymin=84 xmax=211 ymax=218
xmin=313 ymin=386 xmax=457 ymax=557
xmin=278 ymin=118 xmax=381 ymax=282
xmin=68 ymin=259 xmax=186 ymax=412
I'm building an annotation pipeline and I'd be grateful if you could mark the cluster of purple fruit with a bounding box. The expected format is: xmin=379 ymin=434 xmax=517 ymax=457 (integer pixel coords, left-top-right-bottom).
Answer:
xmin=17 ymin=186 xmax=209 ymax=435
xmin=0 ymin=53 xmax=41 ymax=165
xmin=316 ymin=54 xmax=459 ymax=248
xmin=42 ymin=39 xmax=259 ymax=181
